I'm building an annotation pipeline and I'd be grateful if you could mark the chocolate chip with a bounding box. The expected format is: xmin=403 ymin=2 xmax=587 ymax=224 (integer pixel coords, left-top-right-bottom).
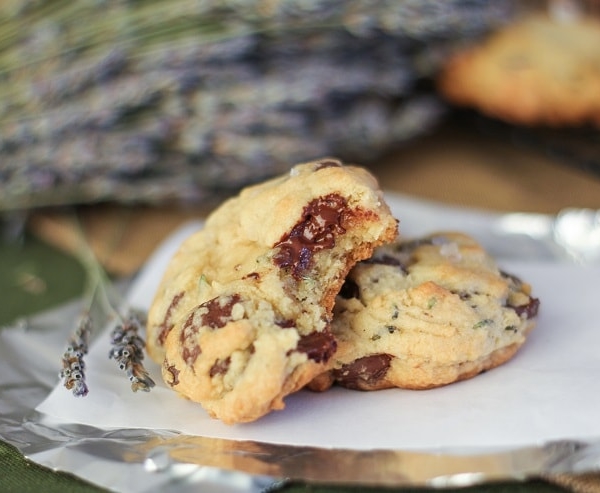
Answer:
xmin=339 ymin=278 xmax=360 ymax=299
xmin=180 ymin=312 xmax=201 ymax=365
xmin=242 ymin=272 xmax=260 ymax=280
xmin=275 ymin=318 xmax=296 ymax=328
xmin=165 ymin=364 xmax=180 ymax=386
xmin=364 ymin=254 xmax=409 ymax=274
xmin=209 ymin=357 xmax=231 ymax=377
xmin=158 ymin=291 xmax=184 ymax=345
xmin=178 ymin=295 xmax=243 ymax=367
xmin=333 ymin=354 xmax=392 ymax=390
xmin=182 ymin=345 xmax=201 ymax=366
xmin=273 ymin=194 xmax=348 ymax=279
xmin=295 ymin=330 xmax=337 ymax=363
xmin=499 ymin=271 xmax=540 ymax=319
xmin=199 ymin=294 xmax=241 ymax=328
xmin=512 ymin=297 xmax=540 ymax=319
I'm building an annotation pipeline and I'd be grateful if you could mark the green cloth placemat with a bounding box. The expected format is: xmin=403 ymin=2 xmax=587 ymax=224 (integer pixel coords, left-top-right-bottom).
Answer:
xmin=0 ymin=232 xmax=99 ymax=492
xmin=0 ymin=232 xmax=86 ymax=327
xmin=0 ymin=232 xmax=569 ymax=493
xmin=0 ymin=440 xmax=107 ymax=493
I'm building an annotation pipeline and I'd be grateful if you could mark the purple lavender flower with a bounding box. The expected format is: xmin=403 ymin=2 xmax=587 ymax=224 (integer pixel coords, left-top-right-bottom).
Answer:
xmin=108 ymin=312 xmax=155 ymax=392
xmin=60 ymin=315 xmax=92 ymax=397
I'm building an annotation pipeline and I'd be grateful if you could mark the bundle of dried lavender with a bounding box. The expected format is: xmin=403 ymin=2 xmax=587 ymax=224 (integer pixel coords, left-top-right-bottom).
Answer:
xmin=60 ymin=309 xmax=156 ymax=396
xmin=59 ymin=214 xmax=154 ymax=396
xmin=0 ymin=0 xmax=514 ymax=210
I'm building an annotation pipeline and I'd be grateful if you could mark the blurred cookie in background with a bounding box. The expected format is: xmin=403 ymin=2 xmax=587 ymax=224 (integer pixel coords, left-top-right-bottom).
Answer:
xmin=437 ymin=3 xmax=600 ymax=127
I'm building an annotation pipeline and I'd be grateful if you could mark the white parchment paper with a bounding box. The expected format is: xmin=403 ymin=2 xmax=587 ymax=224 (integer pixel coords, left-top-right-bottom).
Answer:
xmin=36 ymin=195 xmax=600 ymax=453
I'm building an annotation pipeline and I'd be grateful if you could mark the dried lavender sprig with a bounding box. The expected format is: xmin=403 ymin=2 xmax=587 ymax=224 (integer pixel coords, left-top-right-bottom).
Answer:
xmin=59 ymin=212 xmax=155 ymax=396
xmin=108 ymin=312 xmax=155 ymax=393
xmin=59 ymin=314 xmax=92 ymax=397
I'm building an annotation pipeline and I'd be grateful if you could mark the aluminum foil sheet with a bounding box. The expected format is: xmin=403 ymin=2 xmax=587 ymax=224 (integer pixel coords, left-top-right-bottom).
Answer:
xmin=1 ymin=193 xmax=600 ymax=492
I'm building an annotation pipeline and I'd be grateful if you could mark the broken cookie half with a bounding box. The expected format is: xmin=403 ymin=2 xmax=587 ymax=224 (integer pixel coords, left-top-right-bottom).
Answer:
xmin=310 ymin=232 xmax=540 ymax=392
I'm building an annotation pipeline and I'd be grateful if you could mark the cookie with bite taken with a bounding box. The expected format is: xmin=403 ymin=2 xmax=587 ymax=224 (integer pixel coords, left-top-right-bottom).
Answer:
xmin=146 ymin=158 xmax=398 ymax=423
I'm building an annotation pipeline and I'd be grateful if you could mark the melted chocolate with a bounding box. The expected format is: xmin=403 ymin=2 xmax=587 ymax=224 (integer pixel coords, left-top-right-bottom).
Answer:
xmin=178 ymin=295 xmax=242 ymax=366
xmin=165 ymin=364 xmax=180 ymax=386
xmin=199 ymin=294 xmax=241 ymax=328
xmin=500 ymin=270 xmax=540 ymax=319
xmin=179 ymin=312 xmax=201 ymax=365
xmin=242 ymin=272 xmax=260 ymax=280
xmin=275 ymin=318 xmax=296 ymax=328
xmin=333 ymin=354 xmax=392 ymax=389
xmin=512 ymin=297 xmax=540 ymax=319
xmin=182 ymin=345 xmax=201 ymax=366
xmin=339 ymin=278 xmax=360 ymax=299
xmin=295 ymin=331 xmax=337 ymax=363
xmin=209 ymin=357 xmax=231 ymax=377
xmin=273 ymin=194 xmax=348 ymax=279
xmin=158 ymin=291 xmax=184 ymax=345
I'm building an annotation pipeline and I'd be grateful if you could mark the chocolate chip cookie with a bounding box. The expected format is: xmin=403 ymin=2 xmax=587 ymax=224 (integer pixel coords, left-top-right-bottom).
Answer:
xmin=146 ymin=159 xmax=397 ymax=423
xmin=310 ymin=232 xmax=539 ymax=392
xmin=437 ymin=13 xmax=600 ymax=127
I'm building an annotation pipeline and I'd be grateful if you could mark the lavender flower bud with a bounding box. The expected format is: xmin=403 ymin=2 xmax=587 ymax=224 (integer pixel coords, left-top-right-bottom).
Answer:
xmin=60 ymin=315 xmax=92 ymax=397
xmin=108 ymin=312 xmax=155 ymax=393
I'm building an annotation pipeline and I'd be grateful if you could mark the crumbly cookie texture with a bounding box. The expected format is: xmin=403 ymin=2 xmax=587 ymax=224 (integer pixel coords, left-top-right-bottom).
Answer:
xmin=146 ymin=158 xmax=397 ymax=423
xmin=309 ymin=232 xmax=539 ymax=392
xmin=437 ymin=13 xmax=600 ymax=127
